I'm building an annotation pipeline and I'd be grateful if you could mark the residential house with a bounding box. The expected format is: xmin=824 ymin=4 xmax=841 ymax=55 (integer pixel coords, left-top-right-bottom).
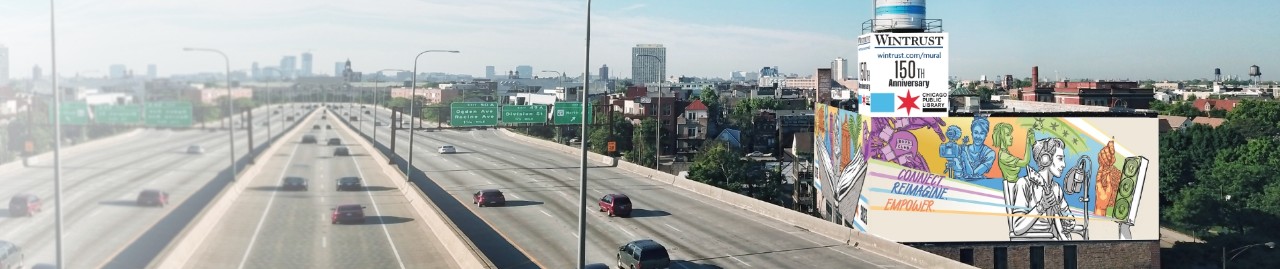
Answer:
xmin=676 ymin=100 xmax=715 ymax=161
xmin=1192 ymin=98 xmax=1240 ymax=114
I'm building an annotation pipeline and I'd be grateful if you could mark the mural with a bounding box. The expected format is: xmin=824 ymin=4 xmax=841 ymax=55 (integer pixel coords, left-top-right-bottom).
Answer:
xmin=814 ymin=104 xmax=1158 ymax=243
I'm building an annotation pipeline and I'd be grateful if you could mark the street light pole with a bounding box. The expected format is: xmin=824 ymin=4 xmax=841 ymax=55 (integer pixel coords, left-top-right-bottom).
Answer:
xmin=541 ymin=70 xmax=566 ymax=143
xmin=578 ymin=1 xmax=592 ymax=267
xmin=373 ymin=69 xmax=410 ymax=146
xmin=1223 ymin=242 xmax=1276 ymax=268
xmin=184 ymin=47 xmax=236 ymax=182
xmin=407 ymin=50 xmax=459 ymax=180
xmin=637 ymin=54 xmax=664 ymax=170
xmin=49 ymin=1 xmax=65 ymax=267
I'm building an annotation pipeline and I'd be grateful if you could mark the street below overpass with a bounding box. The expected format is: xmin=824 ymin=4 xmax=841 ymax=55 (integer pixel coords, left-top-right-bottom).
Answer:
xmin=359 ymin=105 xmax=917 ymax=268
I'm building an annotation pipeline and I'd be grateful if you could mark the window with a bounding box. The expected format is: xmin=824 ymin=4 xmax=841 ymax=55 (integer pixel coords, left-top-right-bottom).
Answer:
xmin=1063 ymin=245 xmax=1078 ymax=269
xmin=959 ymin=248 xmax=974 ymax=265
xmin=1030 ymin=246 xmax=1044 ymax=269
xmin=993 ymin=247 xmax=1008 ymax=269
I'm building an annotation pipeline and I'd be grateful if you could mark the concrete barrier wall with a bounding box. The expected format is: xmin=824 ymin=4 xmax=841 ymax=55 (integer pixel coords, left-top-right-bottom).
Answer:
xmin=333 ymin=111 xmax=495 ymax=269
xmin=153 ymin=109 xmax=320 ymax=269
xmin=500 ymin=128 xmax=976 ymax=269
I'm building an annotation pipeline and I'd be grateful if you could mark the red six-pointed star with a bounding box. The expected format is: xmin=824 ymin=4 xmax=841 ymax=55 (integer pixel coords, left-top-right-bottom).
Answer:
xmin=897 ymin=90 xmax=920 ymax=116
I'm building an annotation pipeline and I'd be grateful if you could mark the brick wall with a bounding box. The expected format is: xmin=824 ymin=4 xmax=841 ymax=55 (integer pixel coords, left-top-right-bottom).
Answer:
xmin=911 ymin=241 xmax=1159 ymax=269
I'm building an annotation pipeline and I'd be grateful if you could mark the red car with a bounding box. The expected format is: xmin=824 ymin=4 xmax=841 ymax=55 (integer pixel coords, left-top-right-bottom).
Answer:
xmin=598 ymin=193 xmax=632 ymax=217
xmin=8 ymin=194 xmax=42 ymax=217
xmin=473 ymin=189 xmax=506 ymax=207
xmin=137 ymin=190 xmax=169 ymax=207
xmin=331 ymin=204 xmax=366 ymax=224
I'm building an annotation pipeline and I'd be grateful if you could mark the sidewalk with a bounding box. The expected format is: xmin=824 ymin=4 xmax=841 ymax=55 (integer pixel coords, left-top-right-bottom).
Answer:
xmin=1160 ymin=226 xmax=1205 ymax=248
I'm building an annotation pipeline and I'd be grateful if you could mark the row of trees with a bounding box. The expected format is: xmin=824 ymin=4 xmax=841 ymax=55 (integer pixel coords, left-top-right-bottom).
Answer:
xmin=1161 ymin=100 xmax=1280 ymax=268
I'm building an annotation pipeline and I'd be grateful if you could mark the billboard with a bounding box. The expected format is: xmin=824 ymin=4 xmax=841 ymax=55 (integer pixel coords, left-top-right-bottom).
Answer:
xmin=815 ymin=104 xmax=1158 ymax=243
xmin=857 ymin=32 xmax=949 ymax=117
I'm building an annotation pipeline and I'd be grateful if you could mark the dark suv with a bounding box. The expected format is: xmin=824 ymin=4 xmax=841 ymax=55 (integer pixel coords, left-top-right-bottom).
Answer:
xmin=598 ymin=193 xmax=632 ymax=217
xmin=282 ymin=177 xmax=309 ymax=191
xmin=336 ymin=177 xmax=363 ymax=191
xmin=618 ymin=239 xmax=670 ymax=269
xmin=473 ymin=189 xmax=506 ymax=207
xmin=301 ymin=135 xmax=318 ymax=144
xmin=327 ymin=138 xmax=342 ymax=146
xmin=137 ymin=190 xmax=169 ymax=207
xmin=8 ymin=194 xmax=42 ymax=217
xmin=331 ymin=204 xmax=366 ymax=224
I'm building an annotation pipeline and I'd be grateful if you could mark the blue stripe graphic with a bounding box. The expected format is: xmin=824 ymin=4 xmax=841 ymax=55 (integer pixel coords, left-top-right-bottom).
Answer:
xmin=870 ymin=93 xmax=895 ymax=113
xmin=875 ymin=6 xmax=926 ymax=15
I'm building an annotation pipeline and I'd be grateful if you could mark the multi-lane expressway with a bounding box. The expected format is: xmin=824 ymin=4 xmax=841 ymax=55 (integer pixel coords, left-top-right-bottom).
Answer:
xmin=357 ymin=105 xmax=918 ymax=268
xmin=179 ymin=109 xmax=460 ymax=268
xmin=0 ymin=104 xmax=298 ymax=269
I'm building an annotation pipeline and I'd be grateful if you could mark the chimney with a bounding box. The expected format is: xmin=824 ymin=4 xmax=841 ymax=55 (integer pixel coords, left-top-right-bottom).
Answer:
xmin=1031 ymin=66 xmax=1039 ymax=88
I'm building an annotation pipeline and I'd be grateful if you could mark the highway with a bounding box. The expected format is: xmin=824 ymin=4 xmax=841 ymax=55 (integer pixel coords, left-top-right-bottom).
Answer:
xmin=357 ymin=105 xmax=918 ymax=268
xmin=0 ymin=104 xmax=297 ymax=269
xmin=181 ymin=108 xmax=460 ymax=269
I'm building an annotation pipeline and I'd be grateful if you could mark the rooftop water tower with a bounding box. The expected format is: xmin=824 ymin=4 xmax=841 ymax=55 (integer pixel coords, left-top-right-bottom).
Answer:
xmin=1249 ymin=65 xmax=1262 ymax=85
xmin=864 ymin=0 xmax=942 ymax=33
xmin=1214 ymin=68 xmax=1222 ymax=82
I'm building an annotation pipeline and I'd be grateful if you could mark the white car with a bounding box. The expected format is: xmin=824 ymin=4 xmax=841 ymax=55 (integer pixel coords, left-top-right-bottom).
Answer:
xmin=438 ymin=145 xmax=456 ymax=154
xmin=187 ymin=145 xmax=204 ymax=154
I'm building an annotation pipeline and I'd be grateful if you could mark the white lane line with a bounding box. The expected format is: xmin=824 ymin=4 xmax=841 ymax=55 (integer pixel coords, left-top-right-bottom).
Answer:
xmin=539 ymin=210 xmax=554 ymax=218
xmin=508 ymin=193 xmax=520 ymax=199
xmin=349 ymin=145 xmax=408 ymax=269
xmin=663 ymin=223 xmax=684 ymax=233
xmin=236 ymin=135 xmax=304 ymax=269
xmin=730 ymin=255 xmax=753 ymax=267
xmin=322 ymin=236 xmax=328 ymax=248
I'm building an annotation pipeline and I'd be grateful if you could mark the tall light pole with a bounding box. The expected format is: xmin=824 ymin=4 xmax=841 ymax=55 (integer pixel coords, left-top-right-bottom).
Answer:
xmin=407 ymin=50 xmax=459 ymax=179
xmin=1224 ymin=242 xmax=1275 ymax=268
xmin=184 ymin=47 xmax=236 ymax=182
xmin=637 ymin=54 xmax=664 ymax=169
xmin=372 ymin=68 xmax=409 ymax=143
xmin=578 ymin=1 xmax=592 ymax=268
xmin=262 ymin=68 xmax=283 ymax=144
xmin=49 ymin=1 xmax=65 ymax=267
xmin=541 ymin=70 xmax=565 ymax=90
xmin=541 ymin=70 xmax=567 ymax=143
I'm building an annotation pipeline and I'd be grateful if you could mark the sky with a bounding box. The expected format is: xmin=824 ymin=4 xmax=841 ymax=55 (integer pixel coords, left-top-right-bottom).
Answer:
xmin=1 ymin=0 xmax=1279 ymax=81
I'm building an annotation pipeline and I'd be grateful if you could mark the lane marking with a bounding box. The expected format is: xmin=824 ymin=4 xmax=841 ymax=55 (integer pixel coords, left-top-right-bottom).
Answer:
xmin=322 ymin=236 xmax=327 ymax=248
xmin=236 ymin=129 xmax=305 ymax=269
xmin=730 ymin=255 xmax=753 ymax=267
xmin=349 ymin=139 xmax=409 ymax=269
xmin=539 ymin=210 xmax=554 ymax=218
xmin=663 ymin=223 xmax=684 ymax=233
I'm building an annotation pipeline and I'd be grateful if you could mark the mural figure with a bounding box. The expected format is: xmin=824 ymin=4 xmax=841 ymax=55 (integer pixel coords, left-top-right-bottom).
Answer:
xmin=939 ymin=126 xmax=963 ymax=179
xmin=1094 ymin=139 xmax=1121 ymax=216
xmin=956 ymin=116 xmax=996 ymax=180
xmin=992 ymin=122 xmax=1035 ymax=183
xmin=1114 ymin=156 xmax=1149 ymax=239
xmin=1006 ymin=138 xmax=1089 ymax=241
xmin=866 ymin=117 xmax=946 ymax=172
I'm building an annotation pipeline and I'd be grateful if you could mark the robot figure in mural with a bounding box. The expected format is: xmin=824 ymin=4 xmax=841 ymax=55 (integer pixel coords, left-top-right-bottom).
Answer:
xmin=1007 ymin=137 xmax=1090 ymax=241
xmin=939 ymin=126 xmax=963 ymax=179
xmin=865 ymin=117 xmax=946 ymax=172
xmin=954 ymin=116 xmax=998 ymax=181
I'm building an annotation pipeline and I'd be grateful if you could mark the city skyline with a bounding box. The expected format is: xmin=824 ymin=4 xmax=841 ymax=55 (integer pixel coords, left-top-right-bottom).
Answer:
xmin=1 ymin=0 xmax=1279 ymax=81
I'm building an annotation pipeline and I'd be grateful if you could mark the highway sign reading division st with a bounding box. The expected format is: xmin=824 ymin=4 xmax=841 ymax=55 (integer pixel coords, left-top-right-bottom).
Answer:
xmin=552 ymin=102 xmax=591 ymax=125
xmin=501 ymin=105 xmax=548 ymax=124
xmin=93 ymin=104 xmax=143 ymax=125
xmin=145 ymin=101 xmax=194 ymax=127
xmin=450 ymin=102 xmax=498 ymax=127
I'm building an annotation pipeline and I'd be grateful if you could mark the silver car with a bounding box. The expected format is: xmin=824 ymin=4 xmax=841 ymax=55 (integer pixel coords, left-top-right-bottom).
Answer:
xmin=438 ymin=145 xmax=456 ymax=154
xmin=187 ymin=145 xmax=204 ymax=154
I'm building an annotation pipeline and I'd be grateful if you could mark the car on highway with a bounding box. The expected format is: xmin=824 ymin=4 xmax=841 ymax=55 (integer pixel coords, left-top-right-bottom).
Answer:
xmin=336 ymin=177 xmax=362 ymax=191
xmin=438 ymin=145 xmax=456 ymax=154
xmin=282 ymin=177 xmax=309 ymax=191
xmin=364 ymin=110 xmax=370 ymax=115
xmin=301 ymin=135 xmax=318 ymax=144
xmin=598 ymin=193 xmax=632 ymax=217
xmin=617 ymin=239 xmax=670 ymax=269
xmin=0 ymin=240 xmax=22 ymax=269
xmin=374 ymin=121 xmax=383 ymax=126
xmin=326 ymin=124 xmax=332 ymax=129
xmin=8 ymin=194 xmax=42 ymax=217
xmin=313 ymin=124 xmax=321 ymax=130
xmin=322 ymin=115 xmax=327 ymax=119
xmin=136 ymin=190 xmax=169 ymax=207
xmin=186 ymin=145 xmax=204 ymax=154
xmin=330 ymin=204 xmax=366 ymax=224
xmin=327 ymin=138 xmax=342 ymax=146
xmin=333 ymin=146 xmax=350 ymax=156
xmin=473 ymin=189 xmax=506 ymax=207
xmin=286 ymin=116 xmax=295 ymax=121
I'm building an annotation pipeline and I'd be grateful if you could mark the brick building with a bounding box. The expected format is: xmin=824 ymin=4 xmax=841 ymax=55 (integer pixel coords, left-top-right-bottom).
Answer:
xmin=1014 ymin=66 xmax=1155 ymax=109
xmin=911 ymin=241 xmax=1160 ymax=269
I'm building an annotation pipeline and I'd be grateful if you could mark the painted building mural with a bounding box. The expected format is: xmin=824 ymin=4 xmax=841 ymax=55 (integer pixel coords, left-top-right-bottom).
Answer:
xmin=814 ymin=105 xmax=1158 ymax=243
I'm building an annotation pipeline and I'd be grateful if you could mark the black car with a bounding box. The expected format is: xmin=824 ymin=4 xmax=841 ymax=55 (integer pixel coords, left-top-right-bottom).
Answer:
xmin=137 ymin=190 xmax=169 ymax=207
xmin=618 ymin=240 xmax=670 ymax=269
xmin=327 ymin=138 xmax=342 ymax=146
xmin=313 ymin=124 xmax=321 ymax=130
xmin=473 ymin=189 xmax=506 ymax=207
xmin=336 ymin=177 xmax=363 ymax=191
xmin=333 ymin=147 xmax=350 ymax=156
xmin=325 ymin=125 xmax=332 ymax=129
xmin=301 ymin=135 xmax=318 ymax=144
xmin=282 ymin=177 xmax=308 ymax=191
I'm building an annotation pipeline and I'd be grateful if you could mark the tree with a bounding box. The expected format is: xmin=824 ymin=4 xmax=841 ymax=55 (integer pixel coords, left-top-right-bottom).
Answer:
xmin=688 ymin=141 xmax=745 ymax=192
xmin=627 ymin=119 xmax=659 ymax=168
xmin=589 ymin=112 xmax=633 ymax=156
xmin=1226 ymin=100 xmax=1280 ymax=137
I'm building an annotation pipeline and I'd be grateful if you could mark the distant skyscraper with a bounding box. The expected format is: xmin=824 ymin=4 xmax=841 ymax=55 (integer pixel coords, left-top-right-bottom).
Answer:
xmin=0 ymin=45 xmax=8 ymax=84
xmin=631 ymin=44 xmax=666 ymax=84
xmin=335 ymin=62 xmax=344 ymax=77
xmin=831 ymin=57 xmax=848 ymax=81
xmin=251 ymin=62 xmax=260 ymax=80
xmin=32 ymin=65 xmax=42 ymax=80
xmin=147 ymin=64 xmax=157 ymax=79
xmin=485 ymin=66 xmax=495 ymax=79
xmin=280 ymin=56 xmax=297 ymax=79
xmin=599 ymin=65 xmax=609 ymax=81
xmin=300 ymin=52 xmax=313 ymax=77
xmin=516 ymin=65 xmax=533 ymax=79
xmin=110 ymin=64 xmax=127 ymax=79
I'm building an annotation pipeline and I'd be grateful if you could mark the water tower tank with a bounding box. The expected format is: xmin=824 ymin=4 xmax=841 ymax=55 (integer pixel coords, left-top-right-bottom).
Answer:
xmin=1214 ymin=68 xmax=1221 ymax=76
xmin=873 ymin=0 xmax=926 ymax=33
xmin=1250 ymin=65 xmax=1261 ymax=76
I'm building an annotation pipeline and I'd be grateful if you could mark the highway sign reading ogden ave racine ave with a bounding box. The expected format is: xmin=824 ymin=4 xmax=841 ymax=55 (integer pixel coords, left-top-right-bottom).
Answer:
xmin=450 ymin=102 xmax=499 ymax=127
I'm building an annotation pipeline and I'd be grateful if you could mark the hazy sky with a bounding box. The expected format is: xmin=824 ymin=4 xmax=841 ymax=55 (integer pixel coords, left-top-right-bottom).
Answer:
xmin=2 ymin=0 xmax=1278 ymax=81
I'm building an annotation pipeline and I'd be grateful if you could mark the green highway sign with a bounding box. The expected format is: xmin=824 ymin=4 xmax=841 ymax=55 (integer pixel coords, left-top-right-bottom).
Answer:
xmin=449 ymin=102 xmax=498 ymax=127
xmin=501 ymin=105 xmax=548 ymax=124
xmin=93 ymin=104 xmax=143 ymax=125
xmin=552 ymin=102 xmax=591 ymax=125
xmin=50 ymin=102 xmax=91 ymax=125
xmin=145 ymin=101 xmax=194 ymax=127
